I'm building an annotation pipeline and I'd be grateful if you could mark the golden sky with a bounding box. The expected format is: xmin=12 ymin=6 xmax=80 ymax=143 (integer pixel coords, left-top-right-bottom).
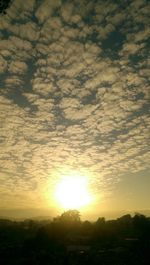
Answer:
xmin=0 ymin=0 xmax=150 ymax=219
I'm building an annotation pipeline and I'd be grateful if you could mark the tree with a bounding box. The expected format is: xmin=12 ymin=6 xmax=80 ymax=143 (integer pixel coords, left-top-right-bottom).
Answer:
xmin=59 ymin=210 xmax=81 ymax=223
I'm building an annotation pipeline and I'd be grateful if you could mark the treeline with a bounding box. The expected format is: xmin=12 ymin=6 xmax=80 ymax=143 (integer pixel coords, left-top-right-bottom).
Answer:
xmin=0 ymin=211 xmax=150 ymax=265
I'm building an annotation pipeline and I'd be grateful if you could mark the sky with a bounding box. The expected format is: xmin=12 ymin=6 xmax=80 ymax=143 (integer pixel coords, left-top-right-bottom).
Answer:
xmin=0 ymin=0 xmax=150 ymax=219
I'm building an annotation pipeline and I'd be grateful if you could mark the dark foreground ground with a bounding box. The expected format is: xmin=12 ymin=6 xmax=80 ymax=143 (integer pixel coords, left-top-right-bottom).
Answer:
xmin=0 ymin=211 xmax=150 ymax=265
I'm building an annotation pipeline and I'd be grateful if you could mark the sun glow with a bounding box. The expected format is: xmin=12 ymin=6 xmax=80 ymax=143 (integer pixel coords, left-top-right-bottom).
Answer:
xmin=55 ymin=174 xmax=92 ymax=210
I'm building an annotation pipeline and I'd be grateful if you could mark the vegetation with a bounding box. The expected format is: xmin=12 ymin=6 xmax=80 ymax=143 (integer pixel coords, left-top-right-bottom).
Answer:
xmin=0 ymin=211 xmax=150 ymax=264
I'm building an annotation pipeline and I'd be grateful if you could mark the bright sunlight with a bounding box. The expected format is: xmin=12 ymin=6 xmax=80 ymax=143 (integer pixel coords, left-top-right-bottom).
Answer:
xmin=55 ymin=174 xmax=92 ymax=210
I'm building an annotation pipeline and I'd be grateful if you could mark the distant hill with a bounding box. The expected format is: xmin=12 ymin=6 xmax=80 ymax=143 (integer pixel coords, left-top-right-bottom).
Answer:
xmin=0 ymin=208 xmax=150 ymax=221
xmin=0 ymin=215 xmax=52 ymax=222
xmin=0 ymin=208 xmax=54 ymax=220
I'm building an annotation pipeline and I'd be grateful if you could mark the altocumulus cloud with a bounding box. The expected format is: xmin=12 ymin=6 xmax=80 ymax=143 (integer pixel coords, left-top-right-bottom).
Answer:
xmin=0 ymin=0 xmax=150 ymax=210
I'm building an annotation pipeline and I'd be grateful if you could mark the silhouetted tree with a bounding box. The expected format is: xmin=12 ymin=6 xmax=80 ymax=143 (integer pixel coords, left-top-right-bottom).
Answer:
xmin=1 ymin=213 xmax=150 ymax=265
xmin=59 ymin=210 xmax=81 ymax=223
xmin=133 ymin=213 xmax=150 ymax=239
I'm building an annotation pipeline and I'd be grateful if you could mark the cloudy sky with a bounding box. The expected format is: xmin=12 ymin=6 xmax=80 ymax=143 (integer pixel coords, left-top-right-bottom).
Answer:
xmin=0 ymin=0 xmax=150 ymax=219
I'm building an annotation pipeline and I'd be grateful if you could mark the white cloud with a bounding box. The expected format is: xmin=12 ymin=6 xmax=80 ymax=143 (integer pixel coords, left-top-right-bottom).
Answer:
xmin=0 ymin=55 xmax=7 ymax=73
xmin=35 ymin=0 xmax=61 ymax=23
xmin=0 ymin=0 xmax=150 ymax=210
xmin=120 ymin=42 xmax=145 ymax=56
xmin=9 ymin=61 xmax=28 ymax=74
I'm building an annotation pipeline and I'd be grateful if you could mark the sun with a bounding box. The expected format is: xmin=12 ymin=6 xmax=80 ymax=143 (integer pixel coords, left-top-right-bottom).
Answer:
xmin=55 ymin=174 xmax=92 ymax=210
